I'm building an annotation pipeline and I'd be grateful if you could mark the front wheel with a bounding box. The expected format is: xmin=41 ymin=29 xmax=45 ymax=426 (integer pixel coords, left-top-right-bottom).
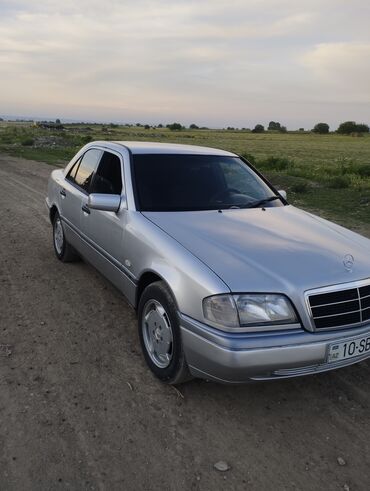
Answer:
xmin=138 ymin=281 xmax=192 ymax=384
xmin=53 ymin=212 xmax=79 ymax=262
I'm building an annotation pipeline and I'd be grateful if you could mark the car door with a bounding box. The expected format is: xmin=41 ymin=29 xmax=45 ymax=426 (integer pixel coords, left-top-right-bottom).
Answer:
xmin=81 ymin=150 xmax=128 ymax=271
xmin=60 ymin=148 xmax=103 ymax=250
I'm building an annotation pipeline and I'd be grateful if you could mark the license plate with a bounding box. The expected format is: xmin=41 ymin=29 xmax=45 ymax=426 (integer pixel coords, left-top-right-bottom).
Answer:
xmin=328 ymin=335 xmax=370 ymax=363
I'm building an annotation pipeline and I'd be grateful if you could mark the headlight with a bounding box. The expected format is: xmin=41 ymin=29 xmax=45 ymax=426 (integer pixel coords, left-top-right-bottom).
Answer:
xmin=202 ymin=294 xmax=239 ymax=328
xmin=203 ymin=294 xmax=297 ymax=330
xmin=234 ymin=294 xmax=297 ymax=325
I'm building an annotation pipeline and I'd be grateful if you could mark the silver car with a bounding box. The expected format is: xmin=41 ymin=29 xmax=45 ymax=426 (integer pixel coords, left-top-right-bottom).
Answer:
xmin=46 ymin=141 xmax=370 ymax=384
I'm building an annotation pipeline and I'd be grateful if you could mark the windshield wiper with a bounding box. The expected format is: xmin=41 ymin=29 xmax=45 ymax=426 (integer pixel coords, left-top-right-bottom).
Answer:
xmin=243 ymin=196 xmax=281 ymax=209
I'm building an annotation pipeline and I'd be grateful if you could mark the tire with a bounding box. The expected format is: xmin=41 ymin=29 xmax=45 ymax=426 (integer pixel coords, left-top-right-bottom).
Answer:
xmin=138 ymin=281 xmax=192 ymax=384
xmin=52 ymin=212 xmax=79 ymax=262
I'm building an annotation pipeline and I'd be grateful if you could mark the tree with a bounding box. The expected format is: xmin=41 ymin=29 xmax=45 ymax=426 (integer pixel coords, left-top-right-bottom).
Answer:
xmin=337 ymin=121 xmax=357 ymax=134
xmin=356 ymin=123 xmax=369 ymax=133
xmin=313 ymin=122 xmax=329 ymax=134
xmin=144 ymin=124 xmax=150 ymax=129
xmin=279 ymin=126 xmax=287 ymax=133
xmin=167 ymin=122 xmax=183 ymax=131
xmin=252 ymin=124 xmax=264 ymax=133
xmin=337 ymin=121 xmax=369 ymax=134
xmin=189 ymin=123 xmax=199 ymax=129
xmin=55 ymin=118 xmax=61 ymax=124
xmin=268 ymin=121 xmax=281 ymax=131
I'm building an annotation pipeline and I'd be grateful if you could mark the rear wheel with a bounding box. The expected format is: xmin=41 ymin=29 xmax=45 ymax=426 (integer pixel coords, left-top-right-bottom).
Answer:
xmin=138 ymin=281 xmax=192 ymax=384
xmin=53 ymin=212 xmax=79 ymax=262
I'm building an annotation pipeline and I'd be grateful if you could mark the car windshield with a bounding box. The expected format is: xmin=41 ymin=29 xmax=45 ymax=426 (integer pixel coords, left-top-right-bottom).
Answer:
xmin=133 ymin=154 xmax=283 ymax=212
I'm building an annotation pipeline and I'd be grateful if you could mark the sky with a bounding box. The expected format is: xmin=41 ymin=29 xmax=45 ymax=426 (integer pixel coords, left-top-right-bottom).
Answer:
xmin=0 ymin=0 xmax=369 ymax=129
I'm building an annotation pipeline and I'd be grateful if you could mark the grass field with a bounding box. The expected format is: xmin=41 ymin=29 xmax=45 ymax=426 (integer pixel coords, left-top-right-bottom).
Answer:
xmin=1 ymin=121 xmax=369 ymax=231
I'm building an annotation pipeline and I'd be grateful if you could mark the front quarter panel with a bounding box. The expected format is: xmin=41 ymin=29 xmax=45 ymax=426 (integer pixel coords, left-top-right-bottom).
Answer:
xmin=125 ymin=212 xmax=230 ymax=321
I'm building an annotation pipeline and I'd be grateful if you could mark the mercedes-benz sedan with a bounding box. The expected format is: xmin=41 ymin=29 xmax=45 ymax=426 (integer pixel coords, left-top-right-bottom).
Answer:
xmin=46 ymin=141 xmax=370 ymax=384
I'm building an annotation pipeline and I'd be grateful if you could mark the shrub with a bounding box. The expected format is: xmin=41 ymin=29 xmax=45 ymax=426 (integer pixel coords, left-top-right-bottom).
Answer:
xmin=291 ymin=182 xmax=309 ymax=193
xmin=337 ymin=121 xmax=357 ymax=134
xmin=167 ymin=122 xmax=183 ymax=131
xmin=268 ymin=121 xmax=281 ymax=131
xmin=287 ymin=167 xmax=314 ymax=180
xmin=21 ymin=138 xmax=34 ymax=146
xmin=252 ymin=124 xmax=264 ymax=133
xmin=356 ymin=123 xmax=369 ymax=133
xmin=337 ymin=121 xmax=369 ymax=135
xmin=326 ymin=176 xmax=350 ymax=189
xmin=242 ymin=153 xmax=256 ymax=165
xmin=260 ymin=156 xmax=293 ymax=171
xmin=81 ymin=135 xmax=92 ymax=144
xmin=312 ymin=123 xmax=329 ymax=134
xmin=357 ymin=164 xmax=370 ymax=177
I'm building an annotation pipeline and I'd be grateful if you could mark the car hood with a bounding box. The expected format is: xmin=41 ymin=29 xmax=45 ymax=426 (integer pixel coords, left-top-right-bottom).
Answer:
xmin=143 ymin=206 xmax=370 ymax=294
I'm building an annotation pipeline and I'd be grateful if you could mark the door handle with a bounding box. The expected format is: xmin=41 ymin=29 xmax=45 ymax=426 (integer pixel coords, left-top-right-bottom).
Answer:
xmin=82 ymin=204 xmax=91 ymax=214
xmin=60 ymin=189 xmax=66 ymax=197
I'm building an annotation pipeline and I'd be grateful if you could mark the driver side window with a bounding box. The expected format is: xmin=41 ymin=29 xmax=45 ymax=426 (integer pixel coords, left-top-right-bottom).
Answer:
xmin=67 ymin=148 xmax=102 ymax=192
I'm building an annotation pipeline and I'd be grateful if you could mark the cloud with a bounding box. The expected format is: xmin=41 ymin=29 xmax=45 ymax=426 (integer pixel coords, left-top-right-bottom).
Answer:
xmin=0 ymin=1 xmax=369 ymax=126
xmin=302 ymin=43 xmax=370 ymax=102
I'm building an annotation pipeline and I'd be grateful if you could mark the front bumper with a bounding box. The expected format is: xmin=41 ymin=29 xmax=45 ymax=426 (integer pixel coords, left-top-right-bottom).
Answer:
xmin=179 ymin=314 xmax=370 ymax=383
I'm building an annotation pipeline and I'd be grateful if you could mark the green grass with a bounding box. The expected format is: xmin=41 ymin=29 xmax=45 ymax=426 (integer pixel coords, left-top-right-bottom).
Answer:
xmin=1 ymin=121 xmax=369 ymax=232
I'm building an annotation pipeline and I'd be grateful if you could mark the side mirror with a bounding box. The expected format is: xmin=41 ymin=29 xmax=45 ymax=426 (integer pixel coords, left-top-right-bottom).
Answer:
xmin=87 ymin=193 xmax=121 ymax=212
xmin=278 ymin=189 xmax=287 ymax=200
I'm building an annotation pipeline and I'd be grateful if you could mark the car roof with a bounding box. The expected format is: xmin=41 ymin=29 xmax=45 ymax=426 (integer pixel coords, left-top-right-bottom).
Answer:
xmin=109 ymin=141 xmax=237 ymax=156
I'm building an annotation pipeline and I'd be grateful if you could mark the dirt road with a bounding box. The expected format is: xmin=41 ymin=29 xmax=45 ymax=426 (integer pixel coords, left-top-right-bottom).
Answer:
xmin=1 ymin=154 xmax=370 ymax=491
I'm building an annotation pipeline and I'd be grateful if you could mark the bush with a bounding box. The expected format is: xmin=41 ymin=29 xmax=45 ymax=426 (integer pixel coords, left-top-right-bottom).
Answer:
xmin=337 ymin=121 xmax=369 ymax=135
xmin=356 ymin=164 xmax=370 ymax=177
xmin=337 ymin=121 xmax=357 ymax=134
xmin=260 ymin=156 xmax=293 ymax=171
xmin=313 ymin=122 xmax=329 ymax=134
xmin=268 ymin=121 xmax=281 ymax=131
xmin=21 ymin=138 xmax=34 ymax=146
xmin=356 ymin=123 xmax=369 ymax=133
xmin=326 ymin=176 xmax=350 ymax=189
xmin=242 ymin=153 xmax=256 ymax=165
xmin=291 ymin=182 xmax=309 ymax=193
xmin=167 ymin=122 xmax=183 ymax=131
xmin=252 ymin=124 xmax=264 ymax=133
xmin=81 ymin=135 xmax=92 ymax=144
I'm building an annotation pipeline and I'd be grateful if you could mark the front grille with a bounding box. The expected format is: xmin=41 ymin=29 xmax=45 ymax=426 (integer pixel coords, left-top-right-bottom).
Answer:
xmin=308 ymin=281 xmax=370 ymax=330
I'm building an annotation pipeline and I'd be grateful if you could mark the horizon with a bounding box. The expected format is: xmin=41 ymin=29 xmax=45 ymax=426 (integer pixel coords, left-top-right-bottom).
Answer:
xmin=1 ymin=114 xmax=367 ymax=132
